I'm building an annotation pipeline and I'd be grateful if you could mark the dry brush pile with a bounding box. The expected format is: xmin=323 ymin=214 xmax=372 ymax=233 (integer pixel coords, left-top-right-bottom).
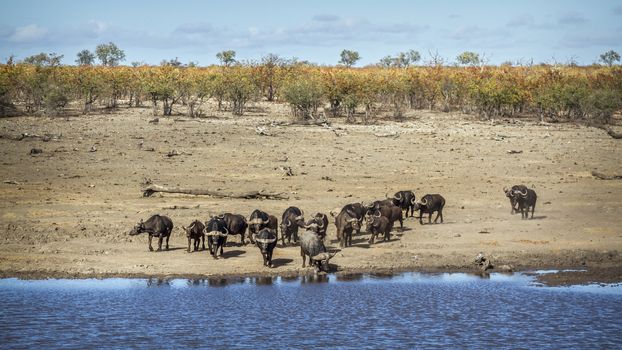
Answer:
xmin=1 ymin=63 xmax=620 ymax=124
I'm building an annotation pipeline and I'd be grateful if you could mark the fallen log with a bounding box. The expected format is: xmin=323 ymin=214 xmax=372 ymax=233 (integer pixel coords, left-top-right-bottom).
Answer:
xmin=142 ymin=184 xmax=289 ymax=200
xmin=591 ymin=171 xmax=622 ymax=180
xmin=0 ymin=132 xmax=62 ymax=141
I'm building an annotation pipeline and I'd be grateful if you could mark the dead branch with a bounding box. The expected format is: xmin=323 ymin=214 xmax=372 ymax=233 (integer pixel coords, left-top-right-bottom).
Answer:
xmin=0 ymin=132 xmax=61 ymax=141
xmin=166 ymin=149 xmax=191 ymax=157
xmin=142 ymin=184 xmax=289 ymax=200
xmin=163 ymin=204 xmax=201 ymax=210
xmin=255 ymin=126 xmax=273 ymax=136
xmin=591 ymin=171 xmax=622 ymax=180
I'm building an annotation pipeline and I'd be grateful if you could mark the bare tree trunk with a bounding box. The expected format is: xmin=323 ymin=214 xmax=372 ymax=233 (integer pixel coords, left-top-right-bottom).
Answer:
xmin=142 ymin=184 xmax=289 ymax=199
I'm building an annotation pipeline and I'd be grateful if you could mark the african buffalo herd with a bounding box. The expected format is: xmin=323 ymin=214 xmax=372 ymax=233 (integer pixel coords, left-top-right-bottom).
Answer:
xmin=129 ymin=186 xmax=538 ymax=272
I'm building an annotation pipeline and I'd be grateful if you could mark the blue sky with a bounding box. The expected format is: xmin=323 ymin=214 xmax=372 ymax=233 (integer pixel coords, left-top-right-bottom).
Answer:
xmin=0 ymin=0 xmax=620 ymax=66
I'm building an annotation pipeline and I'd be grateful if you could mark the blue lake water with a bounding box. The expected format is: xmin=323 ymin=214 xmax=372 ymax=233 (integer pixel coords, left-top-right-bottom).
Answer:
xmin=1 ymin=272 xmax=621 ymax=349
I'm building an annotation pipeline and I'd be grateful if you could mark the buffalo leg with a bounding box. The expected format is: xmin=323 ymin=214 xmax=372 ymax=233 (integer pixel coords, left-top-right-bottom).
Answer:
xmin=301 ymin=247 xmax=306 ymax=268
xmin=165 ymin=235 xmax=170 ymax=250
xmin=207 ymin=238 xmax=213 ymax=256
xmin=521 ymin=206 xmax=526 ymax=219
xmin=201 ymin=235 xmax=205 ymax=250
xmin=156 ymin=236 xmax=163 ymax=251
xmin=187 ymin=237 xmax=191 ymax=253
xmin=419 ymin=210 xmax=424 ymax=225
xmin=434 ymin=210 xmax=442 ymax=223
xmin=221 ymin=237 xmax=227 ymax=256
xmin=531 ymin=204 xmax=535 ymax=219
xmin=369 ymin=231 xmax=376 ymax=244
xmin=428 ymin=212 xmax=432 ymax=224
xmin=148 ymin=235 xmax=154 ymax=251
xmin=267 ymin=250 xmax=273 ymax=267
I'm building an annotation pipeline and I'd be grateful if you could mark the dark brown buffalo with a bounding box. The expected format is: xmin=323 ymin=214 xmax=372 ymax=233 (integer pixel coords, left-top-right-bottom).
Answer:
xmin=391 ymin=190 xmax=417 ymax=217
xmin=503 ymin=185 xmax=528 ymax=214
xmin=247 ymin=209 xmax=271 ymax=244
xmin=332 ymin=206 xmax=361 ymax=248
xmin=280 ymin=206 xmax=305 ymax=246
xmin=255 ymin=228 xmax=278 ymax=267
xmin=365 ymin=200 xmax=403 ymax=230
xmin=512 ymin=187 xmax=537 ymax=219
xmin=304 ymin=212 xmax=329 ymax=241
xmin=366 ymin=210 xmax=391 ymax=244
xmin=205 ymin=216 xmax=228 ymax=259
xmin=299 ymin=230 xmax=337 ymax=272
xmin=221 ymin=213 xmax=248 ymax=245
xmin=182 ymin=220 xmax=205 ymax=252
xmin=413 ymin=194 xmax=446 ymax=225
xmin=129 ymin=214 xmax=173 ymax=252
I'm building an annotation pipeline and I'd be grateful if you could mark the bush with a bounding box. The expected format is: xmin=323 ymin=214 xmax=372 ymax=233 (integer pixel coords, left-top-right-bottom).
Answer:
xmin=281 ymin=74 xmax=323 ymax=119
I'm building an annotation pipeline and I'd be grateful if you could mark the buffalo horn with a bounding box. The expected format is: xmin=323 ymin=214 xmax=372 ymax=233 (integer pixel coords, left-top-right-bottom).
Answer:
xmin=394 ymin=192 xmax=402 ymax=200
xmin=205 ymin=230 xmax=227 ymax=237
xmin=311 ymin=252 xmax=330 ymax=261
xmin=255 ymin=237 xmax=277 ymax=244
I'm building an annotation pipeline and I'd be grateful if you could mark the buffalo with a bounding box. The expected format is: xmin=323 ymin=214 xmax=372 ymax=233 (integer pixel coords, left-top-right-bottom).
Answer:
xmin=182 ymin=220 xmax=205 ymax=252
xmin=129 ymin=214 xmax=173 ymax=252
xmin=299 ymin=230 xmax=337 ymax=272
xmin=365 ymin=200 xmax=403 ymax=231
xmin=255 ymin=228 xmax=278 ymax=267
xmin=280 ymin=206 xmax=305 ymax=246
xmin=304 ymin=212 xmax=329 ymax=241
xmin=221 ymin=213 xmax=248 ymax=245
xmin=332 ymin=206 xmax=361 ymax=248
xmin=205 ymin=217 xmax=229 ymax=259
xmin=248 ymin=209 xmax=277 ymax=244
xmin=390 ymin=190 xmax=417 ymax=217
xmin=512 ymin=187 xmax=537 ymax=219
xmin=503 ymin=185 xmax=528 ymax=214
xmin=413 ymin=194 xmax=446 ymax=225
xmin=366 ymin=210 xmax=391 ymax=244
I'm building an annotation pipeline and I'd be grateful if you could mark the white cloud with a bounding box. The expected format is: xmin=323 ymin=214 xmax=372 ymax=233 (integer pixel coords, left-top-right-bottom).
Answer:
xmin=9 ymin=24 xmax=48 ymax=43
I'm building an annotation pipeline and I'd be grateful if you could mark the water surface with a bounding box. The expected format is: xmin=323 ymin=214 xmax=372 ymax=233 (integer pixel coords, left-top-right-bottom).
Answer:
xmin=1 ymin=273 xmax=621 ymax=349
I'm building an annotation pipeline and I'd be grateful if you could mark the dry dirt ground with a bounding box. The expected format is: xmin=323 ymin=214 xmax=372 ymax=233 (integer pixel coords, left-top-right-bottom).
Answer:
xmin=1 ymin=103 xmax=621 ymax=283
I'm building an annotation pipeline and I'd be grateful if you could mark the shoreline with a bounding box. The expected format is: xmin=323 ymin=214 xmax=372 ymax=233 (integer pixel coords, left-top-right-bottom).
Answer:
xmin=2 ymin=259 xmax=621 ymax=287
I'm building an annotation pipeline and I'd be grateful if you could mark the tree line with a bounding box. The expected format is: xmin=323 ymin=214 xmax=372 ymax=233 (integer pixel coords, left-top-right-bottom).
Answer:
xmin=1 ymin=43 xmax=621 ymax=124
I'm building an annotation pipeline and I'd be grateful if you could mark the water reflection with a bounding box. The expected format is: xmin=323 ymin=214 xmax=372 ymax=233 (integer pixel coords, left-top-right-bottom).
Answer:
xmin=146 ymin=278 xmax=170 ymax=287
xmin=250 ymin=276 xmax=276 ymax=286
xmin=300 ymin=274 xmax=329 ymax=284
xmin=335 ymin=273 xmax=364 ymax=282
